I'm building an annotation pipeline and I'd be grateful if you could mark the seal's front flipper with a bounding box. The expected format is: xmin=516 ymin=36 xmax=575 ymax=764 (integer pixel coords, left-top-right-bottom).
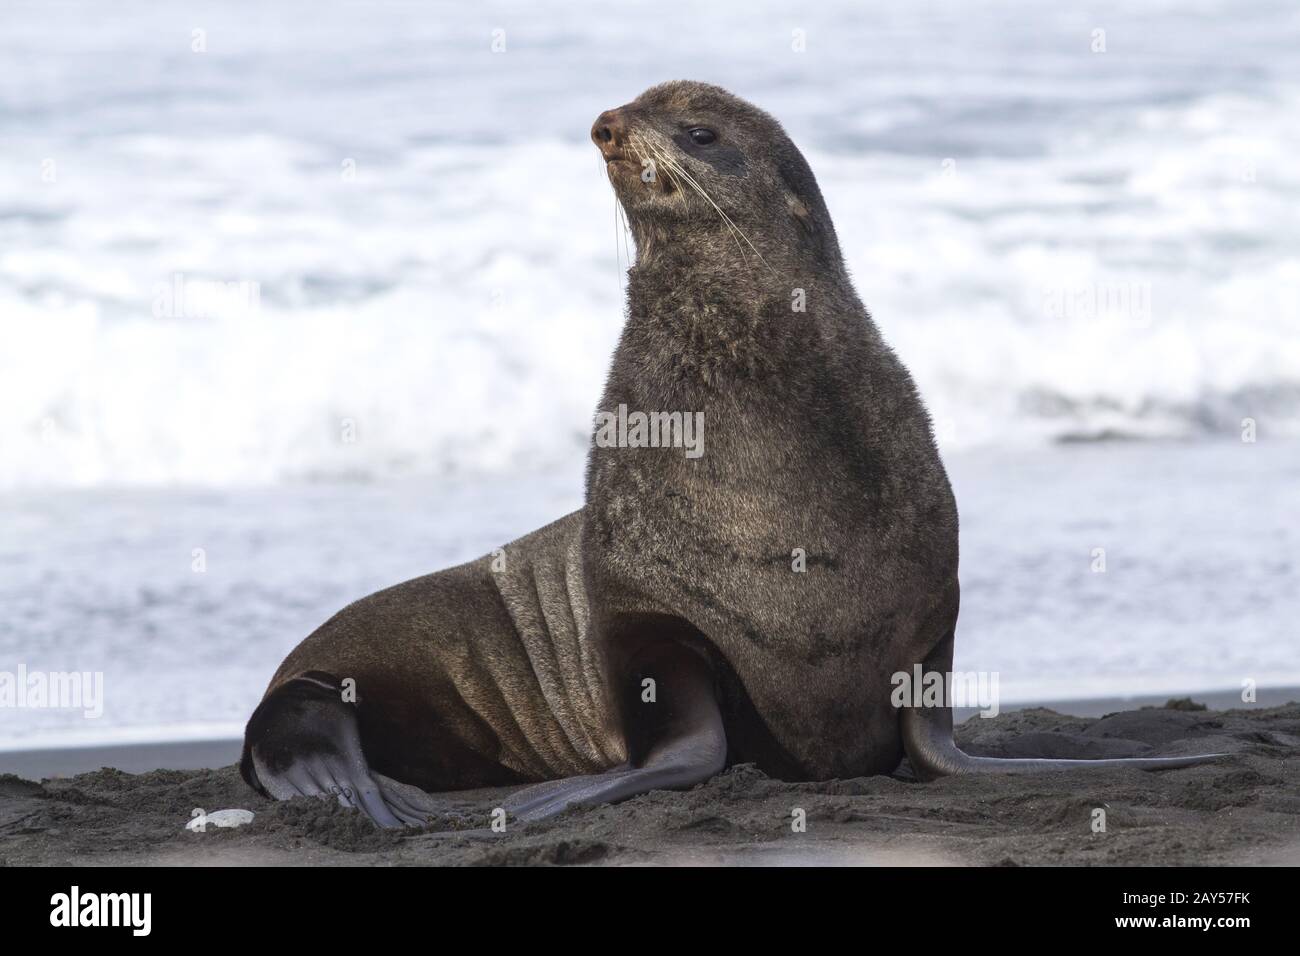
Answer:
xmin=504 ymin=639 xmax=727 ymax=821
xmin=504 ymin=724 xmax=725 ymax=821
xmin=240 ymin=672 xmax=431 ymax=828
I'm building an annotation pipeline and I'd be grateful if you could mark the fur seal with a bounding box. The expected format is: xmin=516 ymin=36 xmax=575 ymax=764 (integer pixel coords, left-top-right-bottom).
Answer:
xmin=240 ymin=80 xmax=1223 ymax=827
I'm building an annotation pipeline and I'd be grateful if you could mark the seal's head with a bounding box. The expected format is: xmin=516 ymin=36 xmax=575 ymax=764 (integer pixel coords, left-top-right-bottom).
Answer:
xmin=592 ymin=80 xmax=842 ymax=270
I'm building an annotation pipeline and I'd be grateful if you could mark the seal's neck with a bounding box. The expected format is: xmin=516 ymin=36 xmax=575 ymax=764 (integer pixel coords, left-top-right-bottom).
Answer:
xmin=616 ymin=241 xmax=847 ymax=395
xmin=626 ymin=218 xmax=833 ymax=282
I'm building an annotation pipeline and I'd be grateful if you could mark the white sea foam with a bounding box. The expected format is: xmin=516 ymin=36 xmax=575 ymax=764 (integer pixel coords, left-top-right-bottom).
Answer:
xmin=1 ymin=0 xmax=1297 ymax=488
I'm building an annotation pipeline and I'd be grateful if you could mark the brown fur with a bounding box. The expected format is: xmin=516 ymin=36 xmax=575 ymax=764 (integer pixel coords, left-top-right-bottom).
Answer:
xmin=242 ymin=80 xmax=960 ymax=806
xmin=587 ymin=81 xmax=958 ymax=777
xmin=248 ymin=512 xmax=626 ymax=790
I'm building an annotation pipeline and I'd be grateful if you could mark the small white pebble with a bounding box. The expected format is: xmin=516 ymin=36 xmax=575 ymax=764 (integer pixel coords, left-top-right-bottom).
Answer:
xmin=186 ymin=808 xmax=255 ymax=831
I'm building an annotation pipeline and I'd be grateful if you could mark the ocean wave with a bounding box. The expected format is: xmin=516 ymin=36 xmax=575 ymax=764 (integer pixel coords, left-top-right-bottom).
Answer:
xmin=1 ymin=0 xmax=1297 ymax=487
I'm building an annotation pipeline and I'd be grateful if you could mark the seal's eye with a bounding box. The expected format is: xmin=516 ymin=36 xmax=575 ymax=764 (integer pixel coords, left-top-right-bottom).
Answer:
xmin=688 ymin=127 xmax=717 ymax=146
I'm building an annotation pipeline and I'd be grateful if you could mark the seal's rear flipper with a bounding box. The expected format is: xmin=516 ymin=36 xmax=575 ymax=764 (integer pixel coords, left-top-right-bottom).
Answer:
xmin=899 ymin=626 xmax=1228 ymax=779
xmin=240 ymin=672 xmax=436 ymax=828
xmin=900 ymin=701 xmax=1229 ymax=780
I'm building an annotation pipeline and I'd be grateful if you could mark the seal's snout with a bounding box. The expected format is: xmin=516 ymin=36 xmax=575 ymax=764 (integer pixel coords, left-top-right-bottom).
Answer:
xmin=591 ymin=109 xmax=628 ymax=160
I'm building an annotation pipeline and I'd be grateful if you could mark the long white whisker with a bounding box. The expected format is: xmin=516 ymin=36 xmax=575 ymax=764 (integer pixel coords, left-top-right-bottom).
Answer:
xmin=672 ymin=163 xmax=773 ymax=273
xmin=617 ymin=199 xmax=633 ymax=268
xmin=646 ymin=140 xmax=774 ymax=274
xmin=637 ymin=138 xmax=739 ymax=253
xmin=614 ymin=190 xmax=623 ymax=296
xmin=654 ymin=146 xmax=749 ymax=264
xmin=634 ymin=134 xmax=691 ymax=213
xmin=606 ymin=156 xmax=627 ymax=299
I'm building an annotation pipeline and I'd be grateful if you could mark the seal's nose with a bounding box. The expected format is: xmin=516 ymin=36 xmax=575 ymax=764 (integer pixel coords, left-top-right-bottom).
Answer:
xmin=591 ymin=109 xmax=627 ymax=159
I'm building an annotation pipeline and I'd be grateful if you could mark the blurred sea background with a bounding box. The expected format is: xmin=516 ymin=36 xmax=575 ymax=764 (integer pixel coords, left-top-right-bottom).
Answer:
xmin=1 ymin=0 xmax=1297 ymax=750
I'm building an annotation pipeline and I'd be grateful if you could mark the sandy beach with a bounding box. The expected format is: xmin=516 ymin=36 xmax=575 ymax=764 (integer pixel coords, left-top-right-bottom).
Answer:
xmin=3 ymin=0 xmax=1297 ymax=877
xmin=3 ymin=696 xmax=1296 ymax=867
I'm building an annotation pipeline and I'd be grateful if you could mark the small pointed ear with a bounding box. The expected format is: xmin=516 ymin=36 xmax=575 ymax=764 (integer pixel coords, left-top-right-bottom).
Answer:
xmin=787 ymin=193 xmax=817 ymax=236
xmin=780 ymin=163 xmax=820 ymax=241
xmin=780 ymin=161 xmax=841 ymax=263
xmin=783 ymin=182 xmax=827 ymax=260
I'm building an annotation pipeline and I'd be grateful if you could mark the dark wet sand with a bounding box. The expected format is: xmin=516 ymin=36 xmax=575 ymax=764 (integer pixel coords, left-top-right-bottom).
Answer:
xmin=2 ymin=698 xmax=1298 ymax=866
